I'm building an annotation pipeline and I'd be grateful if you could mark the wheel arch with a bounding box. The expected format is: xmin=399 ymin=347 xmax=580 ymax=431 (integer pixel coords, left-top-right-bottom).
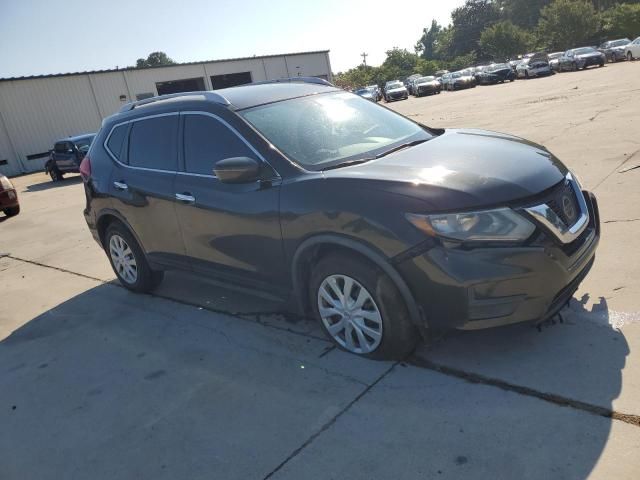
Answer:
xmin=96 ymin=209 xmax=146 ymax=254
xmin=291 ymin=234 xmax=422 ymax=327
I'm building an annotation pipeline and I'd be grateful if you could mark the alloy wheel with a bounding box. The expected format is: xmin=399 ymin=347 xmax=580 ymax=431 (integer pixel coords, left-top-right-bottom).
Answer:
xmin=317 ymin=274 xmax=383 ymax=354
xmin=109 ymin=234 xmax=138 ymax=284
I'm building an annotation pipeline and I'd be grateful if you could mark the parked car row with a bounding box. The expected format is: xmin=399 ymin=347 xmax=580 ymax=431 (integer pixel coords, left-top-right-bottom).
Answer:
xmin=351 ymin=36 xmax=638 ymax=104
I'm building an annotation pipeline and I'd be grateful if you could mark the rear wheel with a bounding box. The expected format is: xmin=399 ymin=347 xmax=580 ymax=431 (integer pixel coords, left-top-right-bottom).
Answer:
xmin=310 ymin=253 xmax=419 ymax=360
xmin=628 ymin=52 xmax=633 ymax=61
xmin=3 ymin=205 xmax=20 ymax=217
xmin=105 ymin=222 xmax=164 ymax=293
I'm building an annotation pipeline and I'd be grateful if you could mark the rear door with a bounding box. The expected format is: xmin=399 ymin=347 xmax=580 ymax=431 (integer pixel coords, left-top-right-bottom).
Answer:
xmin=173 ymin=110 xmax=286 ymax=290
xmin=107 ymin=113 xmax=186 ymax=267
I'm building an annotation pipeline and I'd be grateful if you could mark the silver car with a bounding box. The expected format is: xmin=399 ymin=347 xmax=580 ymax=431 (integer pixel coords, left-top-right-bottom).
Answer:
xmin=516 ymin=55 xmax=552 ymax=78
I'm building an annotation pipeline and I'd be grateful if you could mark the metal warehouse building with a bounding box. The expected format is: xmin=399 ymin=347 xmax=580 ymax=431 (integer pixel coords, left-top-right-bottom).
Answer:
xmin=0 ymin=50 xmax=332 ymax=177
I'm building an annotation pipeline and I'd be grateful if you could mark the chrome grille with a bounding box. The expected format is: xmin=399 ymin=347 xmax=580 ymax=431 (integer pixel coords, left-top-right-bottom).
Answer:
xmin=524 ymin=173 xmax=589 ymax=244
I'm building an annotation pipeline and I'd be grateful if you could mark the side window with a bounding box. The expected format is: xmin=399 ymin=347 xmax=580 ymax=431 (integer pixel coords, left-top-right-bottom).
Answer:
xmin=183 ymin=114 xmax=256 ymax=175
xmin=106 ymin=126 xmax=127 ymax=161
xmin=128 ymin=115 xmax=178 ymax=171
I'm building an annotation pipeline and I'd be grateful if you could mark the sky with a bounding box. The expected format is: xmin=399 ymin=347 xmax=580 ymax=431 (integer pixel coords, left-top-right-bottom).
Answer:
xmin=0 ymin=0 xmax=465 ymax=78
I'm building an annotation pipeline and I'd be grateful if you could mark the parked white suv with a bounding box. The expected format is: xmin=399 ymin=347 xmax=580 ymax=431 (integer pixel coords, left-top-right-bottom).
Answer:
xmin=626 ymin=37 xmax=640 ymax=61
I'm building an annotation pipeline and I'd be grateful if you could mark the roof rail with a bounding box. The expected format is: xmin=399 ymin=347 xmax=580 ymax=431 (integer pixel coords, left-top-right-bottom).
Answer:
xmin=119 ymin=91 xmax=230 ymax=113
xmin=250 ymin=76 xmax=334 ymax=87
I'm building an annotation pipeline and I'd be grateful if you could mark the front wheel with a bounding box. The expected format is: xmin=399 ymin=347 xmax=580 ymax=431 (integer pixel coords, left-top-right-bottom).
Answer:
xmin=627 ymin=52 xmax=633 ymax=61
xmin=105 ymin=222 xmax=164 ymax=293
xmin=310 ymin=253 xmax=419 ymax=360
xmin=49 ymin=168 xmax=63 ymax=182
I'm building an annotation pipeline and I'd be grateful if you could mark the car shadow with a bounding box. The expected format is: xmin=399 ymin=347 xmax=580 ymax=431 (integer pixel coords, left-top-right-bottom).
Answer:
xmin=413 ymin=292 xmax=629 ymax=479
xmin=22 ymin=175 xmax=82 ymax=192
xmin=0 ymin=282 xmax=377 ymax=479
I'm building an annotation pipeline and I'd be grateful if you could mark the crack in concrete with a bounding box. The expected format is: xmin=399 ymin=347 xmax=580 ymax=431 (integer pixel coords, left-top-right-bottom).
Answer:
xmin=603 ymin=218 xmax=640 ymax=224
xmin=409 ymin=356 xmax=640 ymax=428
xmin=262 ymin=362 xmax=398 ymax=480
xmin=593 ymin=147 xmax=640 ymax=191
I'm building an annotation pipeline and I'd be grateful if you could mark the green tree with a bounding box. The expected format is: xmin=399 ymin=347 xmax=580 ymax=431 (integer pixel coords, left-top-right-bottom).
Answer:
xmin=378 ymin=48 xmax=420 ymax=81
xmin=415 ymin=20 xmax=443 ymax=59
xmin=537 ymin=0 xmax=600 ymax=50
xmin=601 ymin=3 xmax=640 ymax=39
xmin=136 ymin=51 xmax=176 ymax=68
xmin=480 ymin=21 xmax=533 ymax=60
xmin=448 ymin=0 xmax=501 ymax=58
xmin=497 ymin=0 xmax=552 ymax=28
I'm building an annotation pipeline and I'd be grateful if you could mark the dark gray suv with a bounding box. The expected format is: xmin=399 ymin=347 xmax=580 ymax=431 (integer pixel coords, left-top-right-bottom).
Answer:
xmin=81 ymin=78 xmax=600 ymax=360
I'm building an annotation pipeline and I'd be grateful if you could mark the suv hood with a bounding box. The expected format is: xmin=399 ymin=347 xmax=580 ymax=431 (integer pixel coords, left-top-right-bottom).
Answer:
xmin=323 ymin=129 xmax=567 ymax=211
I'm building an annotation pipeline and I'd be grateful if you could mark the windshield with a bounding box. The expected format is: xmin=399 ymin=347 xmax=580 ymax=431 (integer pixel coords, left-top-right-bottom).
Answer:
xmin=574 ymin=47 xmax=596 ymax=55
xmin=239 ymin=92 xmax=432 ymax=170
xmin=386 ymin=81 xmax=403 ymax=89
xmin=417 ymin=76 xmax=435 ymax=83
xmin=355 ymin=88 xmax=371 ymax=95
xmin=489 ymin=63 xmax=509 ymax=71
xmin=451 ymin=72 xmax=461 ymax=78
xmin=609 ymin=39 xmax=629 ymax=47
xmin=548 ymin=52 xmax=563 ymax=59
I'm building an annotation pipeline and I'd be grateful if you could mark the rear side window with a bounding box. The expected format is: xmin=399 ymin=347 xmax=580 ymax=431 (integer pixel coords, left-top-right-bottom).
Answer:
xmin=128 ymin=115 xmax=178 ymax=171
xmin=106 ymin=126 xmax=127 ymax=161
xmin=183 ymin=114 xmax=256 ymax=175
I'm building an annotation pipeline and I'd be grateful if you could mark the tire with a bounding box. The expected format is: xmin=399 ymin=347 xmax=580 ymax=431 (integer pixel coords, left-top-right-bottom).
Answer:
xmin=104 ymin=222 xmax=164 ymax=293
xmin=525 ymin=70 xmax=529 ymax=79
xmin=627 ymin=52 xmax=633 ymax=61
xmin=572 ymin=62 xmax=578 ymax=72
xmin=3 ymin=205 xmax=20 ymax=217
xmin=49 ymin=168 xmax=63 ymax=182
xmin=309 ymin=253 xmax=419 ymax=360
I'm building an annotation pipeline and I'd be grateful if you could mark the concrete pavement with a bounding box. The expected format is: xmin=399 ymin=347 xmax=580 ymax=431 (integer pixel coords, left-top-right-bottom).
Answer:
xmin=1 ymin=61 xmax=640 ymax=479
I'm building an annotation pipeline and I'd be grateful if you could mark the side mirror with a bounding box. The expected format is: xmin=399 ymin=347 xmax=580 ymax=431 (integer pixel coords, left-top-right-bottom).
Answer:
xmin=214 ymin=157 xmax=261 ymax=184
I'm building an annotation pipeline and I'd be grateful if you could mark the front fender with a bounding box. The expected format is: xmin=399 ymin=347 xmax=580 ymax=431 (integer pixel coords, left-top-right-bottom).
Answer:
xmin=291 ymin=234 xmax=423 ymax=327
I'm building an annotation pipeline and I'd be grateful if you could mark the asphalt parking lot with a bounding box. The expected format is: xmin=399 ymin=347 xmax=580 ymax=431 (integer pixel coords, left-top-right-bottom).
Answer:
xmin=2 ymin=62 xmax=640 ymax=479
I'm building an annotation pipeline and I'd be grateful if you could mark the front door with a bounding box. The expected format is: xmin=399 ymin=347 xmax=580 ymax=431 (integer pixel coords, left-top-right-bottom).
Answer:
xmin=173 ymin=111 xmax=286 ymax=291
xmin=108 ymin=113 xmax=186 ymax=267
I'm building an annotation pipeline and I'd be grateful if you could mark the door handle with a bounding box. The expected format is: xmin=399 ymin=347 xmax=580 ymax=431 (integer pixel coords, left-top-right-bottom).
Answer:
xmin=113 ymin=181 xmax=128 ymax=191
xmin=175 ymin=193 xmax=196 ymax=204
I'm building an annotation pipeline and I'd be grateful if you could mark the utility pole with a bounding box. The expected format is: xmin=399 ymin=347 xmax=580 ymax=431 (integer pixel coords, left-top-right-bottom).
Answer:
xmin=361 ymin=52 xmax=368 ymax=68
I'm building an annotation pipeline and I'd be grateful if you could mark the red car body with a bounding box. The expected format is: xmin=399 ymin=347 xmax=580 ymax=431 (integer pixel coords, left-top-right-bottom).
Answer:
xmin=0 ymin=175 xmax=20 ymax=217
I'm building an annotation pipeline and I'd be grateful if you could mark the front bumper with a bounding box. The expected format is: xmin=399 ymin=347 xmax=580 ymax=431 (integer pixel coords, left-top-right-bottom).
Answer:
xmin=529 ymin=67 xmax=552 ymax=77
xmin=417 ymin=85 xmax=439 ymax=94
xmin=396 ymin=190 xmax=600 ymax=330
xmin=387 ymin=92 xmax=408 ymax=100
xmin=578 ymin=56 xmax=604 ymax=68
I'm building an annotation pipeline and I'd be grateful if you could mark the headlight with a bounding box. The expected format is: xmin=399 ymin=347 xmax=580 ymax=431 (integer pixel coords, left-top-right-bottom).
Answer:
xmin=0 ymin=176 xmax=13 ymax=190
xmin=406 ymin=208 xmax=535 ymax=242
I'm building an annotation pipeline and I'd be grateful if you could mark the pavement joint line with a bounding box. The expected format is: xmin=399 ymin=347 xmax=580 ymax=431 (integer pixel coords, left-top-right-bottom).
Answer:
xmin=593 ymin=146 xmax=640 ymax=192
xmin=409 ymin=356 xmax=640 ymax=428
xmin=5 ymin=254 xmax=328 ymax=342
xmin=262 ymin=361 xmax=399 ymax=480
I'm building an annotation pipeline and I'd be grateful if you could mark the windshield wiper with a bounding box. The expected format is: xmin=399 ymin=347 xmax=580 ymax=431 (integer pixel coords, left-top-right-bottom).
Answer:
xmin=374 ymin=138 xmax=429 ymax=159
xmin=322 ymin=139 xmax=430 ymax=171
xmin=322 ymin=157 xmax=376 ymax=171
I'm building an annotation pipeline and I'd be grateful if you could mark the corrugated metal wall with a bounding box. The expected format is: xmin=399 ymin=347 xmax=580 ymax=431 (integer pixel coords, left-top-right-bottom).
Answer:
xmin=0 ymin=51 xmax=331 ymax=177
